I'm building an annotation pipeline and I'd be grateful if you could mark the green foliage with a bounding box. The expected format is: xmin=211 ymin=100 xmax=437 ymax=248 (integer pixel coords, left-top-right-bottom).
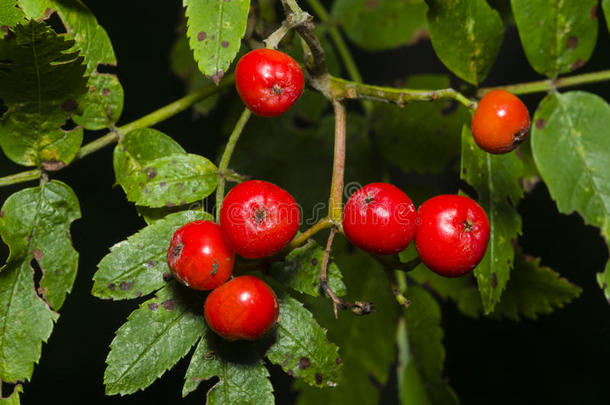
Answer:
xmin=604 ymin=0 xmax=610 ymax=33
xmin=183 ymin=0 xmax=250 ymax=83
xmin=270 ymin=239 xmax=346 ymax=297
xmin=0 ymin=0 xmax=25 ymax=26
xmin=183 ymin=334 xmax=274 ymax=404
xmin=398 ymin=286 xmax=458 ymax=405
xmin=266 ymin=297 xmax=341 ymax=388
xmin=0 ymin=180 xmax=80 ymax=382
xmin=530 ymin=91 xmax=610 ymax=299
xmin=113 ymin=128 xmax=218 ymax=208
xmin=0 ymin=20 xmax=87 ymax=168
xmin=460 ymin=126 xmax=524 ymax=313
xmin=104 ymin=283 xmax=206 ymax=395
xmin=331 ymin=0 xmax=428 ymax=51
xmin=93 ymin=210 xmax=212 ymax=300
xmin=511 ymin=0 xmax=599 ymax=77
xmin=0 ymin=384 xmax=22 ymax=405
xmin=425 ymin=0 xmax=504 ymax=85
xmin=296 ymin=239 xmax=398 ymax=405
xmin=372 ymin=75 xmax=471 ymax=174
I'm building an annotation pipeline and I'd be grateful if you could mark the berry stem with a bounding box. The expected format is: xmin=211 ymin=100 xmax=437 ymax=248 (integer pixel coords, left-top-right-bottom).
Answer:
xmin=477 ymin=69 xmax=610 ymax=97
xmin=215 ymin=108 xmax=252 ymax=222
xmin=329 ymin=100 xmax=346 ymax=225
xmin=0 ymin=169 xmax=41 ymax=187
xmin=288 ymin=216 xmax=332 ymax=249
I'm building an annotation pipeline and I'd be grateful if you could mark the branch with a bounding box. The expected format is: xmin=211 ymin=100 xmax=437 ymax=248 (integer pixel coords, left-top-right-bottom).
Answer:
xmin=329 ymin=76 xmax=477 ymax=110
xmin=328 ymin=99 xmax=346 ymax=225
xmin=215 ymin=108 xmax=252 ymax=222
xmin=477 ymin=69 xmax=610 ymax=97
xmin=0 ymin=169 xmax=41 ymax=187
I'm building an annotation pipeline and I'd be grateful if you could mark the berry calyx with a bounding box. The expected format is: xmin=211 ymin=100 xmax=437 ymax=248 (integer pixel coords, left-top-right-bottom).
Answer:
xmin=414 ymin=195 xmax=490 ymax=277
xmin=219 ymin=180 xmax=300 ymax=259
xmin=342 ymin=182 xmax=417 ymax=255
xmin=166 ymin=220 xmax=234 ymax=290
xmin=471 ymin=89 xmax=530 ymax=154
xmin=235 ymin=48 xmax=305 ymax=117
xmin=204 ymin=275 xmax=280 ymax=341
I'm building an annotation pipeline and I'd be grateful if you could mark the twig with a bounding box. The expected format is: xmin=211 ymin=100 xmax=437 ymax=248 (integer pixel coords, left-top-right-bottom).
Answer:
xmin=328 ymin=99 xmax=346 ymax=225
xmin=288 ymin=216 xmax=332 ymax=249
xmin=0 ymin=169 xmax=41 ymax=187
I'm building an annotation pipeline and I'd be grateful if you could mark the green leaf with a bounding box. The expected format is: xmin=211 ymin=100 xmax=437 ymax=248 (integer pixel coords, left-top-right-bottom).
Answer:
xmin=530 ymin=91 xmax=610 ymax=299
xmin=266 ymin=297 xmax=341 ymax=387
xmin=52 ymin=0 xmax=124 ymax=129
xmin=93 ymin=210 xmax=212 ymax=300
xmin=0 ymin=180 xmax=80 ymax=309
xmin=183 ymin=0 xmax=250 ymax=83
xmin=182 ymin=333 xmax=274 ymax=404
xmin=511 ymin=0 xmax=599 ymax=77
xmin=113 ymin=128 xmax=218 ymax=208
xmin=270 ymin=239 xmax=346 ymax=297
xmin=372 ymin=74 xmax=471 ymax=174
xmin=0 ymin=384 xmax=22 ymax=405
xmin=460 ymin=126 xmax=523 ymax=313
xmin=104 ymin=283 xmax=206 ymax=396
xmin=425 ymin=0 xmax=504 ymax=85
xmin=331 ymin=0 xmax=428 ymax=51
xmin=0 ymin=180 xmax=79 ymax=382
xmin=296 ymin=238 xmax=397 ymax=405
xmin=0 ymin=20 xmax=87 ymax=168
xmin=604 ymin=0 xmax=610 ymax=33
xmin=171 ymin=28 xmax=222 ymax=115
xmin=398 ymin=286 xmax=458 ymax=405
xmin=0 ymin=0 xmax=25 ymax=27
xmin=12 ymin=0 xmax=51 ymax=18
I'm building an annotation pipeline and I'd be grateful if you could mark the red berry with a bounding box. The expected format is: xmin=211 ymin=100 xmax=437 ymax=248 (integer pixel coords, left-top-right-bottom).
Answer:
xmin=204 ymin=275 xmax=280 ymax=341
xmin=220 ymin=180 xmax=300 ymax=259
xmin=471 ymin=89 xmax=530 ymax=154
xmin=342 ymin=182 xmax=417 ymax=255
xmin=235 ymin=48 xmax=305 ymax=117
xmin=166 ymin=220 xmax=234 ymax=290
xmin=414 ymin=195 xmax=490 ymax=277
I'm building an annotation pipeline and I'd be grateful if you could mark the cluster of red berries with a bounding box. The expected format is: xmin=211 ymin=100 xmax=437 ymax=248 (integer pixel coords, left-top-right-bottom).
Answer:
xmin=343 ymin=183 xmax=490 ymax=277
xmin=167 ymin=180 xmax=300 ymax=341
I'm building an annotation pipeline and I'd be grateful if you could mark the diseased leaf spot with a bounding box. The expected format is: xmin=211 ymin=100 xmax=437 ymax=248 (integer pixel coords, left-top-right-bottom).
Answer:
xmin=162 ymin=299 xmax=176 ymax=310
xmin=148 ymin=302 xmax=159 ymax=311
xmin=566 ymin=37 xmax=578 ymax=49
xmin=571 ymin=59 xmax=585 ymax=71
xmin=298 ymin=357 xmax=311 ymax=369
xmin=311 ymin=258 xmax=318 ymax=266
xmin=208 ymin=69 xmax=225 ymax=85
xmin=590 ymin=3 xmax=598 ymax=19
xmin=120 ymin=280 xmax=135 ymax=290
xmin=491 ymin=273 xmax=498 ymax=288
xmin=535 ymin=118 xmax=547 ymax=130
xmin=61 ymin=99 xmax=78 ymax=112
xmin=32 ymin=248 xmax=43 ymax=261
xmin=315 ymin=373 xmax=323 ymax=385
xmin=42 ymin=159 xmax=67 ymax=171
xmin=144 ymin=167 xmax=157 ymax=180
xmin=145 ymin=260 xmax=156 ymax=268
xmin=0 ymin=210 xmax=4 ymax=217
xmin=160 ymin=181 xmax=167 ymax=188
xmin=197 ymin=31 xmax=207 ymax=41
xmin=336 ymin=357 xmax=342 ymax=365
xmin=221 ymin=41 xmax=229 ymax=48
xmin=108 ymin=283 xmax=116 ymax=290
xmin=102 ymin=88 xmax=110 ymax=96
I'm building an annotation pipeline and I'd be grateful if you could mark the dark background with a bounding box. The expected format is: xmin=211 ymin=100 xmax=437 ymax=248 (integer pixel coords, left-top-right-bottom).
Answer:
xmin=1 ymin=1 xmax=609 ymax=404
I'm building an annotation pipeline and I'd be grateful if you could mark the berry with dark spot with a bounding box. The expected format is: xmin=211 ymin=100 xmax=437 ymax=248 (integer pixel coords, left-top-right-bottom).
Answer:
xmin=235 ymin=49 xmax=304 ymax=117
xmin=471 ymin=89 xmax=530 ymax=154
xmin=167 ymin=220 xmax=234 ymax=290
xmin=342 ymin=183 xmax=416 ymax=255
xmin=414 ymin=195 xmax=490 ymax=277
xmin=220 ymin=180 xmax=300 ymax=259
xmin=204 ymin=275 xmax=279 ymax=341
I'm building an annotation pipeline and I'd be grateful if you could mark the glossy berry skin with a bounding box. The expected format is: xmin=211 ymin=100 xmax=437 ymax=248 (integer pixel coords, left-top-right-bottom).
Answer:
xmin=204 ymin=275 xmax=280 ymax=341
xmin=235 ymin=48 xmax=304 ymax=117
xmin=471 ymin=89 xmax=530 ymax=154
xmin=166 ymin=220 xmax=234 ymax=290
xmin=414 ymin=195 xmax=490 ymax=277
xmin=220 ymin=180 xmax=300 ymax=259
xmin=343 ymin=183 xmax=417 ymax=255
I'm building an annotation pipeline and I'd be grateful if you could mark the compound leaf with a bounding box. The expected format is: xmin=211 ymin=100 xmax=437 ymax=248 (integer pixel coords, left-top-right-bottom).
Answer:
xmin=270 ymin=239 xmax=346 ymax=297
xmin=113 ymin=128 xmax=218 ymax=208
xmin=183 ymin=0 xmax=250 ymax=83
xmin=511 ymin=0 xmax=599 ymax=77
xmin=266 ymin=297 xmax=341 ymax=388
xmin=460 ymin=126 xmax=524 ymax=313
xmin=425 ymin=0 xmax=504 ymax=85
xmin=182 ymin=333 xmax=274 ymax=404
xmin=0 ymin=20 xmax=87 ymax=168
xmin=104 ymin=283 xmax=205 ymax=395
xmin=331 ymin=0 xmax=428 ymax=51
xmin=93 ymin=209 xmax=212 ymax=300
xmin=530 ymin=91 xmax=610 ymax=300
